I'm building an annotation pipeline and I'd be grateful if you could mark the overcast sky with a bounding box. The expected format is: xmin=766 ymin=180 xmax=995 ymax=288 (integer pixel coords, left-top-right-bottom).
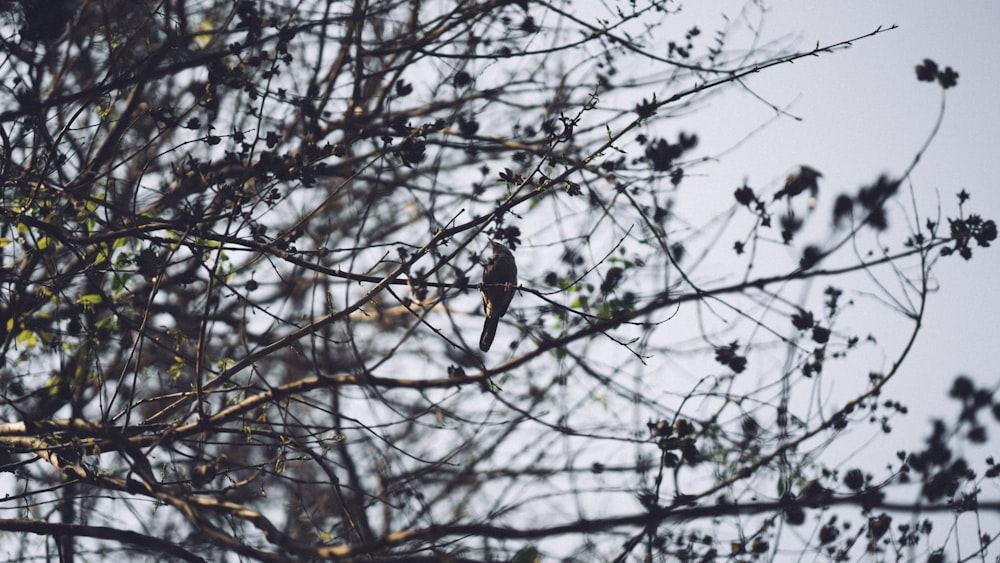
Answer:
xmin=652 ymin=2 xmax=1000 ymax=550
xmin=778 ymin=2 xmax=997 ymax=403
xmin=677 ymin=1 xmax=1000 ymax=429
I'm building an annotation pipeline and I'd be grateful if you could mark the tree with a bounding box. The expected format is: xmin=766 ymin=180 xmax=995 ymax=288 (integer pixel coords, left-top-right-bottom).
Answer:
xmin=0 ymin=1 xmax=995 ymax=561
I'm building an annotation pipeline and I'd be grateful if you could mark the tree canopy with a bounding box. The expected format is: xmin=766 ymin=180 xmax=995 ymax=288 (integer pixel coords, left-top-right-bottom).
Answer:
xmin=0 ymin=1 xmax=996 ymax=561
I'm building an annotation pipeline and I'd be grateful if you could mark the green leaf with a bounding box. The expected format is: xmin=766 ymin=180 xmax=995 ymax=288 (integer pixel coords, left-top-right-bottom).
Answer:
xmin=112 ymin=273 xmax=129 ymax=292
xmin=16 ymin=329 xmax=39 ymax=348
xmin=169 ymin=356 xmax=186 ymax=380
xmin=76 ymin=294 xmax=103 ymax=308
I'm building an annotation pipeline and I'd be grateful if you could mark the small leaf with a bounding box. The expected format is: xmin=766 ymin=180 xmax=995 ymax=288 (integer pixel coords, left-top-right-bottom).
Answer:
xmin=76 ymin=294 xmax=103 ymax=307
xmin=16 ymin=329 xmax=39 ymax=348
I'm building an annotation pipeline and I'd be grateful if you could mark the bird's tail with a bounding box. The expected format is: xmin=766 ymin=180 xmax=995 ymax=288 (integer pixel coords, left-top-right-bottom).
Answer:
xmin=479 ymin=316 xmax=500 ymax=352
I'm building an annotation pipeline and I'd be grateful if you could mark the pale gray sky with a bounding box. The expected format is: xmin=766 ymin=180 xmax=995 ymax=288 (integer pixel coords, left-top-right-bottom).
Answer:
xmin=675 ymin=1 xmax=1000 ymax=423
xmin=672 ymin=4 xmax=1000 ymax=552
xmin=569 ymin=0 xmax=999 ymax=457
xmin=745 ymin=1 xmax=1000 ymax=412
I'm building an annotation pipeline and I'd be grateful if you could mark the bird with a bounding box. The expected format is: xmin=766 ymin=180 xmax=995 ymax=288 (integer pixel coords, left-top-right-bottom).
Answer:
xmin=479 ymin=241 xmax=517 ymax=352
xmin=774 ymin=165 xmax=822 ymax=205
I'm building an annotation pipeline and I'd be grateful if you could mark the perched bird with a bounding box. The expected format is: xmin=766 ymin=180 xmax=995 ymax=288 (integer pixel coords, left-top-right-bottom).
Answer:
xmin=479 ymin=241 xmax=517 ymax=352
xmin=774 ymin=165 xmax=822 ymax=205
